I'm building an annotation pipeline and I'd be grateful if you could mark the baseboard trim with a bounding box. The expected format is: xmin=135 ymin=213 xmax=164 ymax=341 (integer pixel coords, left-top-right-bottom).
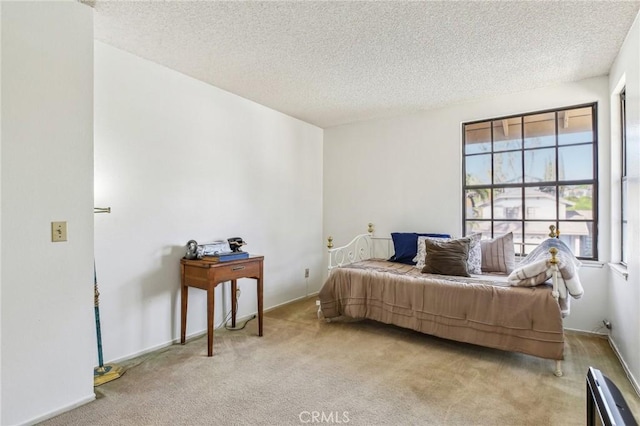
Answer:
xmin=608 ymin=335 xmax=640 ymax=398
xmin=106 ymin=322 xmax=247 ymax=365
xmin=265 ymin=293 xmax=317 ymax=313
xmin=105 ymin=294 xmax=317 ymax=366
xmin=106 ymin=335 xmax=191 ymax=365
xmin=563 ymin=327 xmax=608 ymax=337
xmin=19 ymin=393 xmax=95 ymax=426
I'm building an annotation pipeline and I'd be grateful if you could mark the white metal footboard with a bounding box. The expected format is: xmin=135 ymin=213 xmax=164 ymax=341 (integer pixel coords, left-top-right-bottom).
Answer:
xmin=551 ymin=253 xmax=563 ymax=377
xmin=548 ymin=225 xmax=563 ymax=377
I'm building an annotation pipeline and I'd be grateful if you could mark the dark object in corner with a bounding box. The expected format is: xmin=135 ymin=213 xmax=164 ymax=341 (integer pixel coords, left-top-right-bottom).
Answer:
xmin=184 ymin=240 xmax=199 ymax=259
xmin=228 ymin=237 xmax=247 ymax=252
xmin=587 ymin=366 xmax=637 ymax=426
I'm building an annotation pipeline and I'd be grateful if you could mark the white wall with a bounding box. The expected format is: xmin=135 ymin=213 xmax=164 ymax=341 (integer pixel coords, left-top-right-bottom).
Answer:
xmin=94 ymin=42 xmax=324 ymax=363
xmin=608 ymin=11 xmax=640 ymax=390
xmin=1 ymin=2 xmax=96 ymax=425
xmin=0 ymin=2 xmax=4 ymax=419
xmin=324 ymin=76 xmax=611 ymax=333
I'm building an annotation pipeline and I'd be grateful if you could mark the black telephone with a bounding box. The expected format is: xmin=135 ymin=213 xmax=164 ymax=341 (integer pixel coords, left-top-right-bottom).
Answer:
xmin=227 ymin=237 xmax=247 ymax=252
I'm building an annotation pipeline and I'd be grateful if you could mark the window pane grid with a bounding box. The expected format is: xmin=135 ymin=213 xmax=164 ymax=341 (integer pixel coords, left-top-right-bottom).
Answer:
xmin=466 ymin=179 xmax=595 ymax=190
xmin=463 ymin=104 xmax=597 ymax=260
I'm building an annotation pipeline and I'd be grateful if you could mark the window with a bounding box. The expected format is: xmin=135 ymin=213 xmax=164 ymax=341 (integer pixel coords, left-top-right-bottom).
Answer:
xmin=463 ymin=104 xmax=598 ymax=259
xmin=621 ymin=89 xmax=628 ymax=265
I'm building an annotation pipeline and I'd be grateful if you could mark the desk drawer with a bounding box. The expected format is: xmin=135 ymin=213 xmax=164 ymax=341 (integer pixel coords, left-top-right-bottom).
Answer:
xmin=213 ymin=261 xmax=260 ymax=281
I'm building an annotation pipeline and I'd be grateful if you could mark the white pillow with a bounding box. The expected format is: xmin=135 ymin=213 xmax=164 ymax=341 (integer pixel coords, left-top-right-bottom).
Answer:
xmin=466 ymin=233 xmax=482 ymax=274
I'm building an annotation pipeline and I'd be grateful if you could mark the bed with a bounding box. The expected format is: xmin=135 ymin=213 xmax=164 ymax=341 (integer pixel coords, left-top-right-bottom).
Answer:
xmin=318 ymin=225 xmax=583 ymax=376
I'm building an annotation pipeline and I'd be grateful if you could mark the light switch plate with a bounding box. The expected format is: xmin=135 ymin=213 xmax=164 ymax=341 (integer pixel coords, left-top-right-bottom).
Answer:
xmin=51 ymin=221 xmax=67 ymax=242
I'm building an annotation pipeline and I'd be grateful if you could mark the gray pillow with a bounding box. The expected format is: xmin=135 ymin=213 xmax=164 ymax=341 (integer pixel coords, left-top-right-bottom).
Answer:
xmin=415 ymin=234 xmax=481 ymax=273
xmin=421 ymin=237 xmax=471 ymax=277
xmin=414 ymin=236 xmax=450 ymax=269
xmin=480 ymin=232 xmax=515 ymax=273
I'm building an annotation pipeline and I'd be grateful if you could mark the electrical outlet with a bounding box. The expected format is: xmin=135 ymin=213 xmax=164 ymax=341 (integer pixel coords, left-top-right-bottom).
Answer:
xmin=316 ymin=300 xmax=321 ymax=306
xmin=305 ymin=268 xmax=310 ymax=278
xmin=236 ymin=288 xmax=241 ymax=300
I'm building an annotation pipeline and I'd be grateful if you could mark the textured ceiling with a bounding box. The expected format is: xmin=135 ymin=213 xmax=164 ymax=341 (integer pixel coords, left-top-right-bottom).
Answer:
xmin=90 ymin=1 xmax=640 ymax=128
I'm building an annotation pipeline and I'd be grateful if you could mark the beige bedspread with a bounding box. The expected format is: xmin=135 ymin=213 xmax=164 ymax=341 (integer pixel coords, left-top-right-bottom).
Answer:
xmin=319 ymin=259 xmax=564 ymax=360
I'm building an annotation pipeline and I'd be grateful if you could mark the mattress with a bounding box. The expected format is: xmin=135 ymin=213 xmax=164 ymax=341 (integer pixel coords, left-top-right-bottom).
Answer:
xmin=319 ymin=259 xmax=564 ymax=360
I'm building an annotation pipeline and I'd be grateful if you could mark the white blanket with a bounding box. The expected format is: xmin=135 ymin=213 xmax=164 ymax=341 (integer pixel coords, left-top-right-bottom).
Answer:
xmin=508 ymin=239 xmax=583 ymax=317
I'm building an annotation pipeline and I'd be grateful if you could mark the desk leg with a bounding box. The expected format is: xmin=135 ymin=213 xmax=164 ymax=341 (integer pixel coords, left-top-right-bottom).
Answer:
xmin=207 ymin=287 xmax=215 ymax=357
xmin=257 ymin=276 xmax=263 ymax=337
xmin=231 ymin=280 xmax=237 ymax=328
xmin=180 ymin=265 xmax=187 ymax=345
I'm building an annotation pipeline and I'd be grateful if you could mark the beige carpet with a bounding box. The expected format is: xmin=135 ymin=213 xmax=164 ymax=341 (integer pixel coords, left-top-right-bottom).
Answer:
xmin=41 ymin=297 xmax=639 ymax=425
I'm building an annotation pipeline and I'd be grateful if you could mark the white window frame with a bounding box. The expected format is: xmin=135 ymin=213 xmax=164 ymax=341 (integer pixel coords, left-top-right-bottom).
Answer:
xmin=620 ymin=88 xmax=628 ymax=265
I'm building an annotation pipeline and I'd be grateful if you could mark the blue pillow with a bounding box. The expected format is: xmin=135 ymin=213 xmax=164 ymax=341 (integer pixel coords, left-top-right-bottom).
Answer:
xmin=389 ymin=232 xmax=451 ymax=264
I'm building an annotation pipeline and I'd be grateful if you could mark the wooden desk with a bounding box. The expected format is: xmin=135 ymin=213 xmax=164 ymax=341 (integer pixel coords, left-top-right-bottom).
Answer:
xmin=180 ymin=255 xmax=264 ymax=356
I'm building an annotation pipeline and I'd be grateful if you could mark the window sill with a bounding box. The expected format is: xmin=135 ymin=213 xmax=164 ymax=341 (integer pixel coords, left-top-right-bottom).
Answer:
xmin=608 ymin=262 xmax=629 ymax=280
xmin=580 ymin=260 xmax=605 ymax=268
